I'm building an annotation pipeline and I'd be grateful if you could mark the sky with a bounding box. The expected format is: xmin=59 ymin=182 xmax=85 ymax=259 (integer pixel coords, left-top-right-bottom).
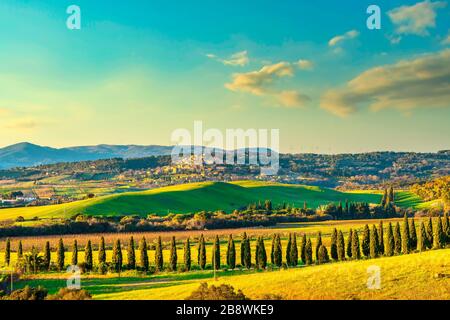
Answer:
xmin=0 ymin=0 xmax=449 ymax=153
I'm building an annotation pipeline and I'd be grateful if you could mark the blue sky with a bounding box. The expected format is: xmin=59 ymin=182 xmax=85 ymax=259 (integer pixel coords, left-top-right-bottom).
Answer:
xmin=0 ymin=0 xmax=449 ymax=153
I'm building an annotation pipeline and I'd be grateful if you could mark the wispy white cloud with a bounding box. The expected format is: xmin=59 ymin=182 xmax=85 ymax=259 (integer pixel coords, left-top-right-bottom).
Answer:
xmin=5 ymin=119 xmax=39 ymax=130
xmin=296 ymin=59 xmax=314 ymax=70
xmin=328 ymin=30 xmax=359 ymax=47
xmin=442 ymin=31 xmax=450 ymax=45
xmin=388 ymin=0 xmax=447 ymax=41
xmin=320 ymin=49 xmax=450 ymax=117
xmin=225 ymin=61 xmax=310 ymax=108
xmin=206 ymin=50 xmax=249 ymax=66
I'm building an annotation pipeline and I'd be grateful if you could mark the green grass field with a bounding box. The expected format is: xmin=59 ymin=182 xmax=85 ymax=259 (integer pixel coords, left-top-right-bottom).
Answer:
xmin=13 ymin=249 xmax=450 ymax=300
xmin=0 ymin=181 xmax=431 ymax=220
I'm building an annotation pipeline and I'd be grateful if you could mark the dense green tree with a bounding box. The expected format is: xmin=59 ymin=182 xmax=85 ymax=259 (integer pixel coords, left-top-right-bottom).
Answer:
xmin=317 ymin=245 xmax=330 ymax=264
xmin=84 ymin=240 xmax=93 ymax=271
xmin=433 ymin=217 xmax=445 ymax=249
xmin=443 ymin=212 xmax=449 ymax=243
xmin=315 ymin=232 xmax=323 ymax=262
xmin=378 ymin=221 xmax=385 ymax=255
xmin=43 ymin=241 xmax=51 ymax=270
xmin=418 ymin=222 xmax=427 ymax=252
xmin=402 ymin=214 xmax=411 ymax=254
xmin=18 ymin=240 xmax=23 ymax=259
xmin=212 ymin=235 xmax=220 ymax=270
xmin=244 ymin=237 xmax=251 ymax=269
xmin=362 ymin=225 xmax=370 ymax=257
xmin=305 ymin=238 xmax=313 ymax=265
xmin=127 ymin=236 xmax=136 ymax=270
xmin=285 ymin=233 xmax=292 ymax=266
xmin=226 ymin=235 xmax=236 ymax=269
xmin=370 ymin=225 xmax=379 ymax=258
xmin=394 ymin=222 xmax=402 ymax=254
xmin=289 ymin=233 xmax=298 ymax=266
xmin=410 ymin=219 xmax=417 ymax=251
xmin=198 ymin=234 xmax=206 ymax=270
xmin=426 ymin=217 xmax=433 ymax=249
xmin=155 ymin=236 xmax=164 ymax=272
xmin=385 ymin=223 xmax=395 ymax=256
xmin=274 ymin=234 xmax=282 ymax=267
xmin=351 ymin=230 xmax=361 ymax=259
xmin=270 ymin=234 xmax=275 ymax=265
xmin=112 ymin=239 xmax=123 ymax=273
xmin=388 ymin=186 xmax=395 ymax=203
xmin=184 ymin=237 xmax=191 ymax=271
xmin=240 ymin=233 xmax=247 ymax=268
xmin=169 ymin=236 xmax=177 ymax=271
xmin=5 ymin=238 xmax=11 ymax=266
xmin=330 ymin=228 xmax=338 ymax=260
xmin=337 ymin=230 xmax=345 ymax=261
xmin=346 ymin=229 xmax=353 ymax=258
xmin=300 ymin=234 xmax=306 ymax=264
xmin=381 ymin=189 xmax=387 ymax=206
xmin=139 ymin=237 xmax=149 ymax=272
xmin=98 ymin=237 xmax=106 ymax=265
xmin=72 ymin=240 xmax=78 ymax=266
xmin=255 ymin=237 xmax=267 ymax=269
xmin=56 ymin=238 xmax=65 ymax=271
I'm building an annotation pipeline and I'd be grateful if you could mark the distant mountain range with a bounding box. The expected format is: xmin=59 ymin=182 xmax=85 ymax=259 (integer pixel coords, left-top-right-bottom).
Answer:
xmin=0 ymin=142 xmax=174 ymax=169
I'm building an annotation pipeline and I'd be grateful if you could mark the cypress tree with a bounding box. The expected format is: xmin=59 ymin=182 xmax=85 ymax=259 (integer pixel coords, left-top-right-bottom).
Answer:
xmin=305 ymin=238 xmax=313 ymax=265
xmin=442 ymin=212 xmax=450 ymax=244
xmin=270 ymin=234 xmax=275 ymax=265
xmin=443 ymin=212 xmax=449 ymax=244
xmin=317 ymin=245 xmax=329 ymax=264
xmin=378 ymin=221 xmax=384 ymax=255
xmin=244 ymin=236 xmax=251 ymax=269
xmin=433 ymin=217 xmax=444 ymax=249
xmin=85 ymin=240 xmax=93 ymax=271
xmin=418 ymin=222 xmax=427 ymax=252
xmin=300 ymin=234 xmax=307 ymax=264
xmin=410 ymin=219 xmax=417 ymax=251
xmin=155 ymin=236 xmax=163 ymax=272
xmin=43 ymin=241 xmax=51 ymax=270
xmin=127 ymin=236 xmax=136 ymax=270
xmin=289 ymin=233 xmax=298 ymax=266
xmin=57 ymin=238 xmax=65 ymax=271
xmin=362 ymin=225 xmax=370 ymax=257
xmin=18 ymin=240 xmax=23 ymax=259
xmin=385 ymin=222 xmax=395 ymax=256
xmin=72 ymin=239 xmax=78 ymax=266
xmin=5 ymin=238 xmax=11 ymax=266
xmin=330 ymin=228 xmax=338 ymax=260
xmin=169 ymin=236 xmax=177 ymax=271
xmin=256 ymin=237 xmax=267 ymax=269
xmin=274 ymin=234 xmax=282 ymax=267
xmin=394 ymin=222 xmax=402 ymax=254
xmin=226 ymin=235 xmax=236 ymax=269
xmin=198 ymin=234 xmax=206 ymax=270
xmin=98 ymin=236 xmax=106 ymax=265
xmin=351 ymin=230 xmax=361 ymax=259
xmin=426 ymin=217 xmax=433 ymax=249
xmin=139 ymin=237 xmax=149 ymax=272
xmin=112 ymin=239 xmax=123 ymax=273
xmin=370 ymin=225 xmax=379 ymax=258
xmin=346 ymin=229 xmax=353 ymax=259
xmin=184 ymin=237 xmax=191 ymax=271
xmin=285 ymin=233 xmax=292 ymax=266
xmin=401 ymin=214 xmax=411 ymax=254
xmin=337 ymin=230 xmax=345 ymax=261
xmin=240 ymin=233 xmax=247 ymax=268
xmin=315 ymin=232 xmax=323 ymax=262
xmin=212 ymin=235 xmax=220 ymax=270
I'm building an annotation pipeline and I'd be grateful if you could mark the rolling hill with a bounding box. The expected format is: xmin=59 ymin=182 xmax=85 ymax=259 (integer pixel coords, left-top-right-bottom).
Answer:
xmin=0 ymin=181 xmax=386 ymax=220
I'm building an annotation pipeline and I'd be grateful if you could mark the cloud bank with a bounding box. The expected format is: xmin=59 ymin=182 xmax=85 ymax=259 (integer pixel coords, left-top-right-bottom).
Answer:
xmin=320 ymin=49 xmax=450 ymax=117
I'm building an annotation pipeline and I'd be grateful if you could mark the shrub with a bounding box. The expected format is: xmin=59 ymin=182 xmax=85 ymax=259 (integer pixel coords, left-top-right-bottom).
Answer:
xmin=7 ymin=286 xmax=47 ymax=300
xmin=186 ymin=283 xmax=248 ymax=300
xmin=47 ymin=288 xmax=92 ymax=300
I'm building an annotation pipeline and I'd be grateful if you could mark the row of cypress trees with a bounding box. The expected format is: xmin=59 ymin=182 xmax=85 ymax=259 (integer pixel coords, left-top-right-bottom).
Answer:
xmin=3 ymin=213 xmax=449 ymax=272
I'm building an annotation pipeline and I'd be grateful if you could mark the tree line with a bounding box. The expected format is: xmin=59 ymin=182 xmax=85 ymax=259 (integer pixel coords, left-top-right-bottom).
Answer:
xmin=3 ymin=213 xmax=449 ymax=274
